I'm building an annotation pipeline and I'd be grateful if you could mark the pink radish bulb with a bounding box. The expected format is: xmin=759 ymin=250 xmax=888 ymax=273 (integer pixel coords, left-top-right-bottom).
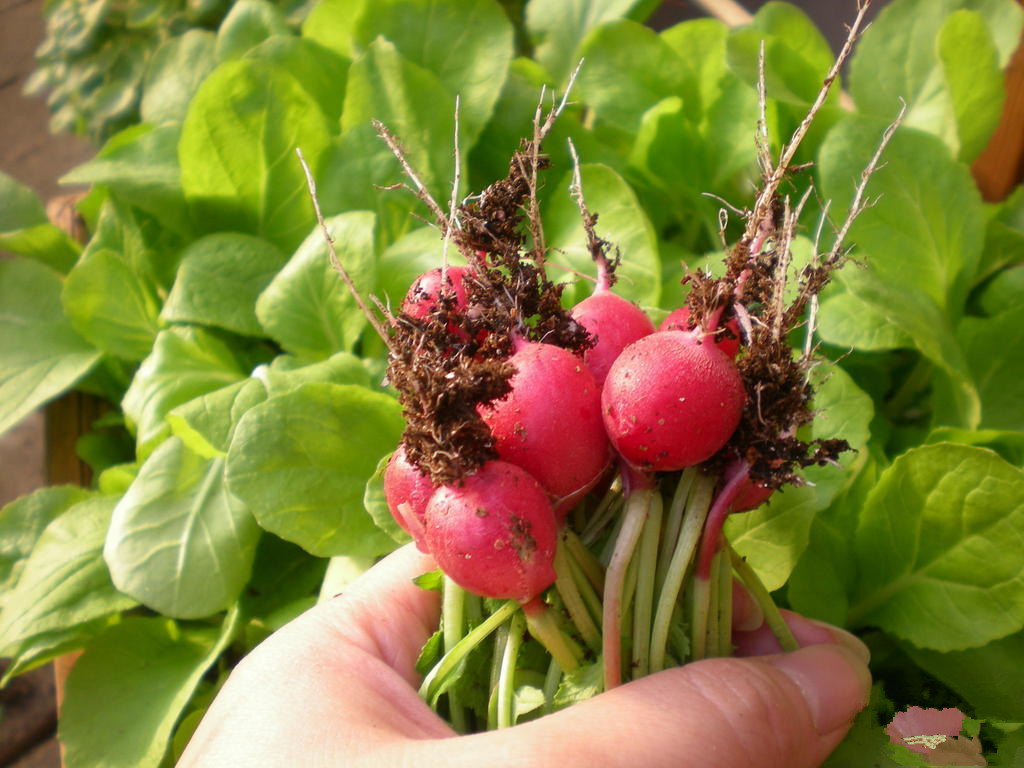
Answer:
xmin=401 ymin=266 xmax=471 ymax=319
xmin=479 ymin=340 xmax=610 ymax=510
xmin=660 ymin=306 xmax=741 ymax=359
xmin=423 ymin=460 xmax=557 ymax=601
xmin=383 ymin=446 xmax=434 ymax=552
xmin=570 ymin=292 xmax=655 ymax=386
xmin=602 ymin=331 xmax=745 ymax=471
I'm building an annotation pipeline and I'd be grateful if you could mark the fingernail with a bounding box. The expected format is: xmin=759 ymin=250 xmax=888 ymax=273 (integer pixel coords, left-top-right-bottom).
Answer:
xmin=807 ymin=619 xmax=871 ymax=665
xmin=766 ymin=644 xmax=872 ymax=734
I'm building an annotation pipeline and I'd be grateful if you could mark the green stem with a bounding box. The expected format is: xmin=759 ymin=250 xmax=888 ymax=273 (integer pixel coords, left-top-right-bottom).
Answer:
xmin=487 ymin=623 xmax=510 ymax=731
xmin=497 ymin=611 xmax=525 ymax=729
xmin=632 ymin=491 xmax=663 ymax=679
xmin=717 ymin=546 xmax=734 ymax=657
xmin=656 ymin=468 xmax=697 ymax=588
xmin=524 ymin=601 xmax=582 ymax=673
xmin=649 ymin=473 xmax=715 ymax=672
xmin=602 ymin=487 xmax=653 ymax=689
xmin=542 ymin=658 xmax=561 ymax=715
xmin=420 ymin=600 xmax=518 ymax=703
xmin=580 ymin=475 xmax=624 ymax=545
xmin=555 ymin=539 xmax=601 ymax=651
xmin=564 ymin=530 xmax=605 ymax=593
xmin=442 ymin=577 xmax=467 ymax=732
xmin=704 ymin=549 xmax=723 ymax=658
xmin=565 ymin=545 xmax=603 ymax=625
xmin=691 ymin=572 xmax=712 ymax=661
xmin=729 ymin=545 xmax=798 ymax=652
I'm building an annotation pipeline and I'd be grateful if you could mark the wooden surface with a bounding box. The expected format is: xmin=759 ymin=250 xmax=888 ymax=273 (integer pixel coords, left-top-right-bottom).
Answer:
xmin=973 ymin=22 xmax=1024 ymax=201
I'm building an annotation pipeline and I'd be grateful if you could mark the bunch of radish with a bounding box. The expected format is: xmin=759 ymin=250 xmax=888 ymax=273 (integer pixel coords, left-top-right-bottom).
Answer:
xmin=337 ymin=37 xmax=887 ymax=727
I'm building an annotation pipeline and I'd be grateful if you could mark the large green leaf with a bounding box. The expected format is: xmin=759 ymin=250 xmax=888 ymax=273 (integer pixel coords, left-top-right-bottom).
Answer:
xmin=162 ymin=233 xmax=288 ymax=337
xmin=541 ymin=163 xmax=660 ymax=308
xmin=850 ymin=0 xmax=1023 ymax=159
xmin=0 ymin=171 xmax=80 ymax=273
xmin=902 ymin=631 xmax=1024 ymax=721
xmin=351 ymin=0 xmax=514 ymax=146
xmin=62 ymin=124 xmax=192 ymax=238
xmin=726 ymin=1 xmax=836 ymax=106
xmin=60 ymin=610 xmax=240 ymax=768
xmin=179 ymin=59 xmax=331 ymax=253
xmin=140 ymin=31 xmax=219 ymax=125
xmin=105 ymin=438 xmax=260 ymax=619
xmin=850 ymin=444 xmax=1024 ymax=651
xmin=226 ymin=382 xmax=403 ymax=557
xmin=726 ymin=363 xmax=874 ymax=592
xmin=0 ymin=259 xmax=100 ymax=437
xmin=954 ymin=306 xmax=1024 ymax=432
xmin=215 ymin=0 xmax=290 ymax=62
xmin=256 ymin=211 xmax=376 ymax=359
xmin=525 ymin=0 xmax=647 ymax=84
xmin=122 ymin=326 xmax=248 ymax=457
xmin=0 ymin=497 xmax=137 ymax=655
xmin=0 ymin=486 xmax=93 ymax=606
xmin=245 ymin=36 xmax=349 ymax=125
xmin=62 ymin=247 xmax=163 ymax=361
xmin=576 ymin=20 xmax=685 ymax=138
xmin=300 ymin=0 xmax=366 ymax=58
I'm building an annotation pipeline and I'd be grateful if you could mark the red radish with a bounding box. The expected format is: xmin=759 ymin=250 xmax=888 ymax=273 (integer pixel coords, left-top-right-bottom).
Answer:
xmin=423 ymin=460 xmax=557 ymax=601
xmin=401 ymin=265 xmax=471 ymax=319
xmin=383 ymin=446 xmax=434 ymax=552
xmin=570 ymin=292 xmax=654 ymax=386
xmin=659 ymin=306 xmax=741 ymax=359
xmin=602 ymin=330 xmax=745 ymax=471
xmin=479 ymin=339 xmax=610 ymax=510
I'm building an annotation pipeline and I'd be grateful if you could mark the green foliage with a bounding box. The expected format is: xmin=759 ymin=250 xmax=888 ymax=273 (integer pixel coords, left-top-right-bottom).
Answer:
xmin=3 ymin=0 xmax=1024 ymax=763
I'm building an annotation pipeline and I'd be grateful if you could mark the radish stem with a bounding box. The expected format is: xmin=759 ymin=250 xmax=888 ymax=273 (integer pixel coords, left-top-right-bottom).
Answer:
xmin=565 ymin=530 xmax=605 ymax=593
xmin=602 ymin=486 xmax=653 ymax=689
xmin=555 ymin=539 xmax=601 ymax=651
xmin=565 ymin=544 xmax=603 ymax=625
xmin=421 ymin=600 xmax=518 ymax=704
xmin=442 ymin=576 xmax=467 ymax=732
xmin=523 ymin=601 xmax=582 ymax=673
xmin=497 ymin=611 xmax=525 ymax=729
xmin=632 ymin=491 xmax=663 ymax=678
xmin=717 ymin=545 xmax=734 ymax=657
xmin=729 ymin=545 xmax=798 ymax=652
xmin=656 ymin=468 xmax=697 ymax=589
xmin=649 ymin=473 xmax=715 ymax=672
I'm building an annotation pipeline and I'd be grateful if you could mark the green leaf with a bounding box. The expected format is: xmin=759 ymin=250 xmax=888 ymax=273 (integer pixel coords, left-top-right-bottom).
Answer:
xmin=62 ymin=247 xmax=163 ymax=361
xmin=140 ymin=30 xmax=218 ymax=125
xmin=179 ymin=59 xmax=332 ymax=253
xmin=0 ymin=486 xmax=93 ymax=605
xmin=256 ymin=211 xmax=376 ymax=359
xmin=726 ymin=363 xmax=874 ymax=592
xmin=525 ymin=0 xmax=647 ymax=84
xmin=324 ymin=39 xmax=455 ymax=217
xmin=59 ymin=610 xmax=240 ymax=768
xmin=62 ymin=124 xmax=192 ymax=238
xmin=226 ymin=382 xmax=403 ymax=557
xmin=980 ymin=186 xmax=1024 ymax=281
xmin=978 ymin=264 xmax=1024 ymax=318
xmin=553 ymin=660 xmax=603 ymax=709
xmin=364 ymin=452 xmax=412 ymax=544
xmin=954 ymin=306 xmax=1024 ymax=432
xmin=105 ymin=437 xmax=260 ymax=619
xmin=0 ymin=171 xmax=80 ymax=273
xmin=122 ymin=326 xmax=248 ymax=458
xmin=727 ymin=1 xmax=836 ymax=106
xmin=0 ymin=259 xmax=101 ymax=438
xmin=542 ymin=163 xmax=660 ymax=308
xmin=245 ymin=36 xmax=349 ymax=125
xmin=660 ymin=18 xmax=730 ymax=121
xmin=215 ymin=0 xmax=290 ymax=61
xmin=317 ymin=555 xmax=375 ymax=601
xmin=850 ymin=0 xmax=1024 ymax=157
xmin=849 ymin=444 xmax=1024 ymax=651
xmin=816 ymin=272 xmax=915 ymax=352
xmin=300 ymin=0 xmax=366 ymax=58
xmin=0 ymin=497 xmax=137 ymax=654
xmin=938 ymin=10 xmax=1006 ymax=162
xmin=576 ymin=20 xmax=685 ymax=137
xmin=162 ymin=233 xmax=288 ymax=337
xmin=902 ymin=631 xmax=1024 ymax=721
xmin=0 ymin=616 xmax=117 ymax=686
xmin=351 ymin=0 xmax=514 ymax=146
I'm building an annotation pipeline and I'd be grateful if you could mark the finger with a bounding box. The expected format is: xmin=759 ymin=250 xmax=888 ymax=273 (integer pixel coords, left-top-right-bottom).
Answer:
xmin=419 ymin=643 xmax=871 ymax=768
xmin=734 ymin=609 xmax=870 ymax=664
xmin=731 ymin=579 xmax=765 ymax=631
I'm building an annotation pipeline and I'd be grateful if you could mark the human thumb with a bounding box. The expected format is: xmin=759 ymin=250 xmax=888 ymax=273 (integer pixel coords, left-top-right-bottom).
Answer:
xmin=434 ymin=639 xmax=871 ymax=768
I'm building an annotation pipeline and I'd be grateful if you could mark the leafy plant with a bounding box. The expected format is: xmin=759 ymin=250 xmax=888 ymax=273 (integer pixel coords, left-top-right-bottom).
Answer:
xmin=1 ymin=0 xmax=1023 ymax=765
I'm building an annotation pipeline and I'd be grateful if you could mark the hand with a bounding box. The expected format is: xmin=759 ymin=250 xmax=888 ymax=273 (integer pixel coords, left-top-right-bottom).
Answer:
xmin=179 ymin=545 xmax=871 ymax=768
